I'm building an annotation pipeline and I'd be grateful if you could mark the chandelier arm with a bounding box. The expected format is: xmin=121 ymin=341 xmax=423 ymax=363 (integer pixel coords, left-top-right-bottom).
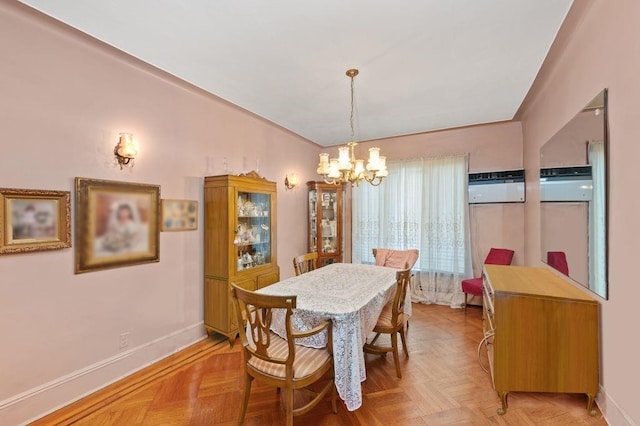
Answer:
xmin=362 ymin=172 xmax=382 ymax=186
xmin=323 ymin=176 xmax=338 ymax=185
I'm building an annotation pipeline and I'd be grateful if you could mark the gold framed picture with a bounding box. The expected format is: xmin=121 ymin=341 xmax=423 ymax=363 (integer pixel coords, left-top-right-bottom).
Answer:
xmin=161 ymin=199 xmax=198 ymax=231
xmin=75 ymin=178 xmax=160 ymax=274
xmin=0 ymin=188 xmax=71 ymax=254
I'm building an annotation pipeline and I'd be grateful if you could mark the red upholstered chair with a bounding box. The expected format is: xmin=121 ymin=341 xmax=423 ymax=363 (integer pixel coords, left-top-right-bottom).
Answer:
xmin=461 ymin=248 xmax=514 ymax=313
xmin=547 ymin=251 xmax=569 ymax=276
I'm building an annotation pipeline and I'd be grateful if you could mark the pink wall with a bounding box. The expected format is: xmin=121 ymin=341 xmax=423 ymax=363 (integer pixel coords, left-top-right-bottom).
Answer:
xmin=356 ymin=122 xmax=525 ymax=277
xmin=518 ymin=1 xmax=640 ymax=423
xmin=0 ymin=3 xmax=318 ymax=423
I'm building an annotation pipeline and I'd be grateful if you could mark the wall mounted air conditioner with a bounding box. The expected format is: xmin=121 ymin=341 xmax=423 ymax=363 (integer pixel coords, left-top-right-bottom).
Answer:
xmin=468 ymin=169 xmax=525 ymax=204
xmin=540 ymin=166 xmax=592 ymax=202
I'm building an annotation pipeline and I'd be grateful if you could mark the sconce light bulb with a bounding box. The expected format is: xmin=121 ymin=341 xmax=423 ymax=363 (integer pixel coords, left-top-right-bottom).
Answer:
xmin=114 ymin=133 xmax=137 ymax=170
xmin=285 ymin=173 xmax=298 ymax=190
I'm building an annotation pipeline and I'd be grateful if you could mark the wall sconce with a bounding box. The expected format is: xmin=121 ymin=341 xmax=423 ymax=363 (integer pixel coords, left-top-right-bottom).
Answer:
xmin=114 ymin=133 xmax=138 ymax=170
xmin=284 ymin=173 xmax=298 ymax=190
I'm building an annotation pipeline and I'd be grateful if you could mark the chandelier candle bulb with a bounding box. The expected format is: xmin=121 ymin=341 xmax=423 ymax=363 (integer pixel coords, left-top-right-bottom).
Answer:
xmin=317 ymin=153 xmax=330 ymax=174
xmin=377 ymin=157 xmax=388 ymax=177
xmin=328 ymin=159 xmax=340 ymax=178
xmin=338 ymin=146 xmax=351 ymax=171
xmin=367 ymin=147 xmax=381 ymax=171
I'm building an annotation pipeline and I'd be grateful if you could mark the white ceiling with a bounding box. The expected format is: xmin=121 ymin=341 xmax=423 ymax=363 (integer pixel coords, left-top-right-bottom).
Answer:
xmin=19 ymin=0 xmax=573 ymax=147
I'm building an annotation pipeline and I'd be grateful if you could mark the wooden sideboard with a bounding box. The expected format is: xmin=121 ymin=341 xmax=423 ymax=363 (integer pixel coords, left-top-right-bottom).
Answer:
xmin=482 ymin=265 xmax=599 ymax=415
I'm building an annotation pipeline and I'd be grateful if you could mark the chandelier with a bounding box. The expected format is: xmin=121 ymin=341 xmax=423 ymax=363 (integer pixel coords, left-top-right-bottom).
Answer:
xmin=317 ymin=69 xmax=388 ymax=186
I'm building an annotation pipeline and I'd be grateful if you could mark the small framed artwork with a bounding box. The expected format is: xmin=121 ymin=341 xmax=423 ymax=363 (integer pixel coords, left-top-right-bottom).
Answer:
xmin=161 ymin=199 xmax=198 ymax=232
xmin=75 ymin=177 xmax=160 ymax=274
xmin=0 ymin=188 xmax=71 ymax=254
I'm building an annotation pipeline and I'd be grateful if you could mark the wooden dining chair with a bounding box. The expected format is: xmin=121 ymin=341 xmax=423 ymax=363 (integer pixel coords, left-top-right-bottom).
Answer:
xmin=372 ymin=248 xmax=419 ymax=329
xmin=363 ymin=268 xmax=411 ymax=379
xmin=230 ymin=283 xmax=336 ymax=425
xmin=293 ymin=252 xmax=318 ymax=276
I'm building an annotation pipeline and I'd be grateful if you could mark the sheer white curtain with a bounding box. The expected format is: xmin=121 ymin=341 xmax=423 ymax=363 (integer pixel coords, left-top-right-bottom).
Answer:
xmin=588 ymin=141 xmax=606 ymax=296
xmin=352 ymin=154 xmax=472 ymax=307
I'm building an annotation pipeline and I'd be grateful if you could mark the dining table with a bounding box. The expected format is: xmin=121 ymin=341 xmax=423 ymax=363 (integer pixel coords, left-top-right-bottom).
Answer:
xmin=256 ymin=262 xmax=406 ymax=411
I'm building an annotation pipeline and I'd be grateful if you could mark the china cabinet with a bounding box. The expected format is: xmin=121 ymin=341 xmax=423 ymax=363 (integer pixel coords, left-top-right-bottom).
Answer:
xmin=204 ymin=171 xmax=279 ymax=344
xmin=307 ymin=181 xmax=344 ymax=267
xmin=481 ymin=265 xmax=599 ymax=415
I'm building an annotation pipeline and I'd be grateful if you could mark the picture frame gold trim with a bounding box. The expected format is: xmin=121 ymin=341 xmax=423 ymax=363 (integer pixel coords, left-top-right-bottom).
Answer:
xmin=0 ymin=188 xmax=71 ymax=254
xmin=160 ymin=199 xmax=198 ymax=232
xmin=75 ymin=178 xmax=160 ymax=274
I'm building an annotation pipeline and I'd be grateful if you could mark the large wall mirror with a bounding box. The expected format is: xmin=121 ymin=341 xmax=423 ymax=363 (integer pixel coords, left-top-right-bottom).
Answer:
xmin=539 ymin=89 xmax=608 ymax=299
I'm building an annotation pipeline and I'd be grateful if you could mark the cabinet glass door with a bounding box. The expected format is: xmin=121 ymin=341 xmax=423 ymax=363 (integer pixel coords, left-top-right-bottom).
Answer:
xmin=319 ymin=188 xmax=339 ymax=255
xmin=235 ymin=191 xmax=271 ymax=272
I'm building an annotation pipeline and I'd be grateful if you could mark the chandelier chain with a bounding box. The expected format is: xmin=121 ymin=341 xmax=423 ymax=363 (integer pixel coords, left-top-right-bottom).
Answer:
xmin=349 ymin=74 xmax=355 ymax=142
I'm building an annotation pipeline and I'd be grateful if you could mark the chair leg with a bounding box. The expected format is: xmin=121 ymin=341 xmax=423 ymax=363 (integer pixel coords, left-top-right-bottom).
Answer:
xmin=331 ymin=380 xmax=337 ymax=414
xmin=239 ymin=371 xmax=253 ymax=425
xmin=464 ymin=292 xmax=468 ymax=314
xmin=391 ymin=332 xmax=402 ymax=379
xmin=399 ymin=326 xmax=409 ymax=358
xmin=369 ymin=332 xmax=382 ymax=346
xmin=285 ymin=387 xmax=294 ymax=426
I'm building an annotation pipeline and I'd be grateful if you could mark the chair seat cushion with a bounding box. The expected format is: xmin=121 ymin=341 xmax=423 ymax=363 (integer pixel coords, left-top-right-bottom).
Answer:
xmin=375 ymin=304 xmax=405 ymax=329
xmin=248 ymin=332 xmax=331 ymax=379
xmin=461 ymin=277 xmax=483 ymax=296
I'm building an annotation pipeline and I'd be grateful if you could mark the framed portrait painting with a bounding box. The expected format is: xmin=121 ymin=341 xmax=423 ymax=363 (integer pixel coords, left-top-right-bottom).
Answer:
xmin=75 ymin=178 xmax=160 ymax=274
xmin=0 ymin=188 xmax=71 ymax=254
xmin=161 ymin=199 xmax=198 ymax=231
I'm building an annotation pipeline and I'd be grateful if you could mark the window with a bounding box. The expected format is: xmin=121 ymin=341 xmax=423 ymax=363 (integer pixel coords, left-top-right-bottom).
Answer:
xmin=352 ymin=155 xmax=469 ymax=275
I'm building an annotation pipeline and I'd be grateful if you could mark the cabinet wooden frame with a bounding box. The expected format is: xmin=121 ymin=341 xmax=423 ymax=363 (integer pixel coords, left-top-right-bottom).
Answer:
xmin=204 ymin=171 xmax=279 ymax=344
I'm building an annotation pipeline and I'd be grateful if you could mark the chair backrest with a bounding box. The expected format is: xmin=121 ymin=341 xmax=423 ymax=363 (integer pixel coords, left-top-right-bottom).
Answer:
xmin=231 ymin=283 xmax=297 ymax=368
xmin=372 ymin=248 xmax=419 ymax=270
xmin=293 ymin=252 xmax=318 ymax=276
xmin=547 ymin=251 xmax=569 ymax=275
xmin=391 ymin=269 xmax=412 ymax=321
xmin=484 ymin=248 xmax=515 ymax=266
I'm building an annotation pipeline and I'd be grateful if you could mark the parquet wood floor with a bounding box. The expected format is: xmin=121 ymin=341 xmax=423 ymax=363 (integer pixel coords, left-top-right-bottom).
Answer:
xmin=32 ymin=304 xmax=608 ymax=425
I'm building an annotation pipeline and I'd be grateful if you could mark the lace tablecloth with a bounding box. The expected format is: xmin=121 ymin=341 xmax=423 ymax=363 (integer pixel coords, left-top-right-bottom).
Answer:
xmin=257 ymin=263 xmax=399 ymax=411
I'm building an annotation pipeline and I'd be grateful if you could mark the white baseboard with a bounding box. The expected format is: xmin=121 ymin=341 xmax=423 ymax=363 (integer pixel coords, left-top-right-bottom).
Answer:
xmin=0 ymin=322 xmax=207 ymax=426
xmin=597 ymin=384 xmax=636 ymax=426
